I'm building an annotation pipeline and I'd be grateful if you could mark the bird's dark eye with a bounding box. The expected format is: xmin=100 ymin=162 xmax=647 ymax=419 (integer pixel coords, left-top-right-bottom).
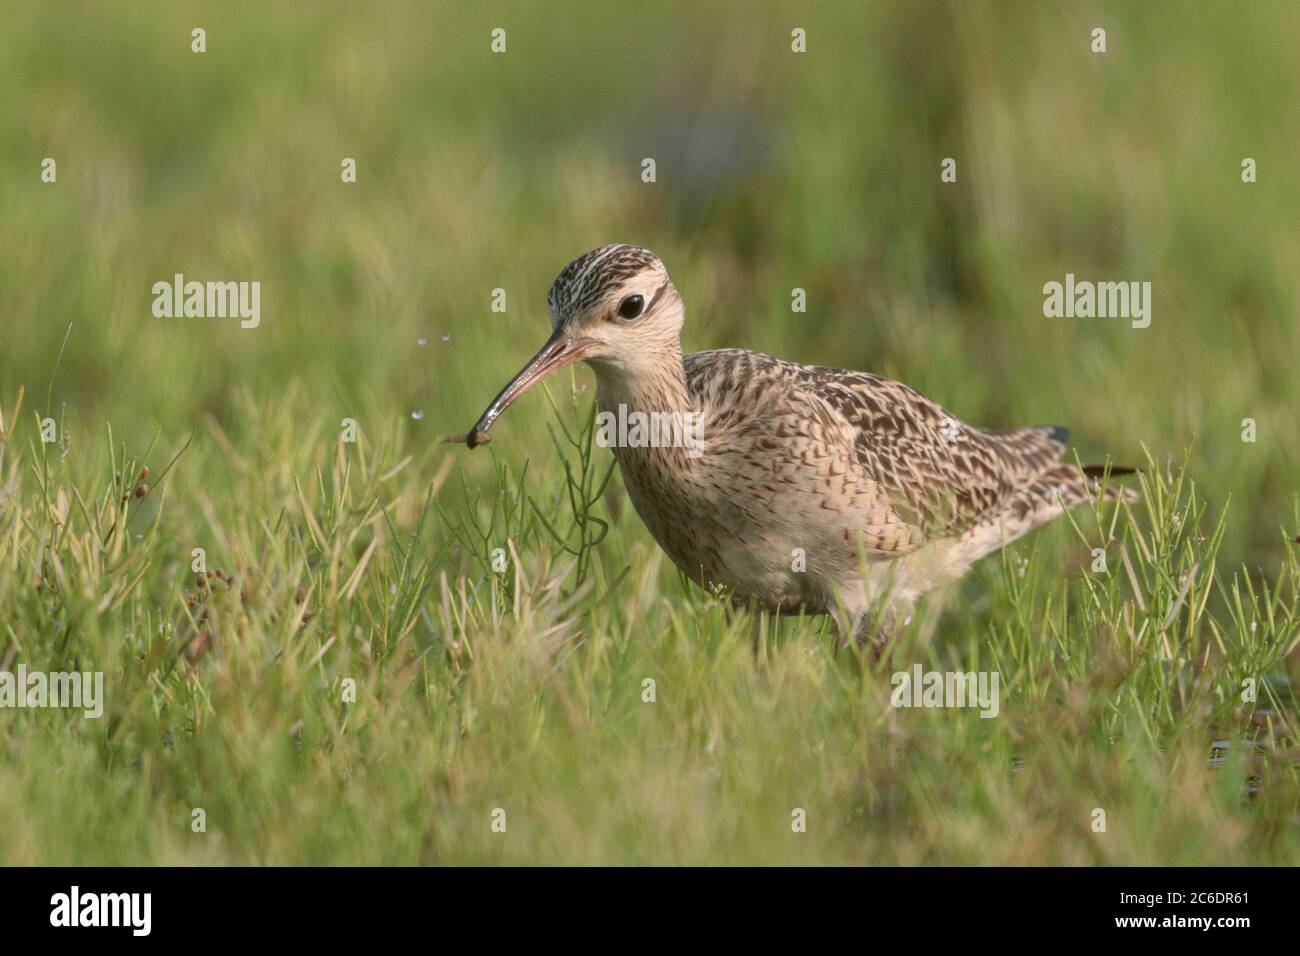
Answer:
xmin=616 ymin=294 xmax=645 ymax=320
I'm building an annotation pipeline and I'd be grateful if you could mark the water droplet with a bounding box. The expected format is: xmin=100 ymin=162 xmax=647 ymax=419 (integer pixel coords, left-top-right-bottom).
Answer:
xmin=410 ymin=410 xmax=424 ymax=421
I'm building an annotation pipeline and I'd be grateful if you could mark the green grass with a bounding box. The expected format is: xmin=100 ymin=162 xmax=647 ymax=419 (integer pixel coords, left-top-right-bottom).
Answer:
xmin=0 ymin=0 xmax=1297 ymax=864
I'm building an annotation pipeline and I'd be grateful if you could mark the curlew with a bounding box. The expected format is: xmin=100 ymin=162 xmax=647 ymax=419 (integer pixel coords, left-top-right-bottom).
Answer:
xmin=450 ymin=244 xmax=1136 ymax=648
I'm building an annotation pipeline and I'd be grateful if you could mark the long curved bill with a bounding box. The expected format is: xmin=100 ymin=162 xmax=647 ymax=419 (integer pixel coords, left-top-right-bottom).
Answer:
xmin=445 ymin=329 xmax=589 ymax=449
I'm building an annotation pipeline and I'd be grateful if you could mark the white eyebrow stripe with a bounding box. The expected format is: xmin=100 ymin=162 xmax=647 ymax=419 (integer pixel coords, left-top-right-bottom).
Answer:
xmin=642 ymin=278 xmax=670 ymax=315
xmin=575 ymin=244 xmax=628 ymax=299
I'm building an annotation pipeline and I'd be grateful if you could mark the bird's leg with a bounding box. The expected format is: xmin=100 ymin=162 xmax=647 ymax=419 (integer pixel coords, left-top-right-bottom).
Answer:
xmin=724 ymin=597 xmax=767 ymax=658
xmin=850 ymin=606 xmax=901 ymax=664
xmin=748 ymin=608 xmax=764 ymax=658
xmin=831 ymin=605 xmax=856 ymax=655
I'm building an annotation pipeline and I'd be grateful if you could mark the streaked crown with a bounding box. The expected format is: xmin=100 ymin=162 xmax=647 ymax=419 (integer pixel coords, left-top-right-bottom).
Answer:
xmin=546 ymin=244 xmax=676 ymax=330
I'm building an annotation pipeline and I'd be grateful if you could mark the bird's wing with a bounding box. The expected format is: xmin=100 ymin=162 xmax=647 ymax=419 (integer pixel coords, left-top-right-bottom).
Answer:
xmin=686 ymin=350 xmax=1068 ymax=555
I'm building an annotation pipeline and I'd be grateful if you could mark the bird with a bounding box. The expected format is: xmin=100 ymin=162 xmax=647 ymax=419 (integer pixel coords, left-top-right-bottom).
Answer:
xmin=449 ymin=243 xmax=1136 ymax=650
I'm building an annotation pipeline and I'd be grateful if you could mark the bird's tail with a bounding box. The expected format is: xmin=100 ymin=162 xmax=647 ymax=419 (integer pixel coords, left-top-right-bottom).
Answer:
xmin=1056 ymin=462 xmax=1140 ymax=505
xmin=955 ymin=460 xmax=1138 ymax=568
xmin=1082 ymin=464 xmax=1138 ymax=480
xmin=981 ymin=426 xmax=1140 ymax=506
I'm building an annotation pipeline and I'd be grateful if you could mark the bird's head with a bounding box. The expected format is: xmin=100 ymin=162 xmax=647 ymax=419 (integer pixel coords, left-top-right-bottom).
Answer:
xmin=459 ymin=244 xmax=684 ymax=446
xmin=546 ymin=243 xmax=684 ymax=362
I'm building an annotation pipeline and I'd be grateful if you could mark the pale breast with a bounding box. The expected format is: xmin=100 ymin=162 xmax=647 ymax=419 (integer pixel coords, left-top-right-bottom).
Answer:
xmin=609 ymin=416 xmax=862 ymax=613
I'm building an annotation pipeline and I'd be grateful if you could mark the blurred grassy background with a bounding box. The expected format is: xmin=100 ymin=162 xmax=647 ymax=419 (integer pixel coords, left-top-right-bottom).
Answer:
xmin=0 ymin=1 xmax=1297 ymax=864
xmin=3 ymin=0 xmax=1297 ymax=551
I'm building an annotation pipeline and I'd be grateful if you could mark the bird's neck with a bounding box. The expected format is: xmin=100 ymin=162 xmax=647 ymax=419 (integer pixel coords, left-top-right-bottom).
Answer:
xmin=590 ymin=345 xmax=694 ymax=417
xmin=589 ymin=345 xmax=704 ymax=478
